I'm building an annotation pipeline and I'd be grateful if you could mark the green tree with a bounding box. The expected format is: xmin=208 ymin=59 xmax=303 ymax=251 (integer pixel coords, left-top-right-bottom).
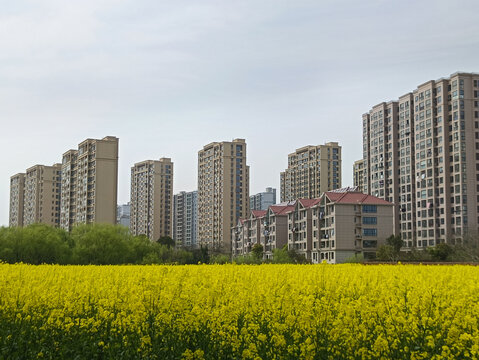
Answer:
xmin=376 ymin=244 xmax=395 ymax=262
xmin=272 ymin=245 xmax=291 ymax=264
xmin=0 ymin=224 xmax=71 ymax=264
xmin=71 ymin=224 xmax=133 ymax=265
xmin=0 ymin=226 xmax=20 ymax=263
xmin=190 ymin=246 xmax=209 ymax=264
xmin=287 ymin=248 xmax=309 ymax=264
xmin=130 ymin=234 xmax=156 ymax=264
xmin=345 ymin=253 xmax=364 ymax=263
xmin=377 ymin=234 xmax=403 ymax=262
xmin=251 ymin=243 xmax=264 ymax=261
xmin=157 ymin=235 xmax=175 ymax=248
xmin=429 ymin=243 xmax=454 ymax=261
xmin=210 ymin=254 xmax=230 ymax=264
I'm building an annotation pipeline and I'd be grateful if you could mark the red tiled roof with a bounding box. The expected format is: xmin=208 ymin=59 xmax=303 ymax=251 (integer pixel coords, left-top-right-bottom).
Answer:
xmin=269 ymin=205 xmax=295 ymax=215
xmin=297 ymin=198 xmax=322 ymax=208
xmin=251 ymin=210 xmax=267 ymax=218
xmin=324 ymin=191 xmax=392 ymax=205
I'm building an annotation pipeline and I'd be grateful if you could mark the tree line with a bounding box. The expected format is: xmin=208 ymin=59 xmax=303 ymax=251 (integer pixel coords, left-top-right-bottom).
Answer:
xmin=372 ymin=234 xmax=479 ymax=263
xmin=0 ymin=223 xmax=308 ymax=265
xmin=0 ymin=224 xmax=209 ymax=265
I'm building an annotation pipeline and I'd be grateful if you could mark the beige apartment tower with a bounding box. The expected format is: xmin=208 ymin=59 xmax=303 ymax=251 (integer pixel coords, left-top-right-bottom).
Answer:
xmin=9 ymin=173 xmax=26 ymax=227
xmin=130 ymin=158 xmax=173 ymax=241
xmin=280 ymin=142 xmax=342 ymax=202
xmin=363 ymin=72 xmax=479 ymax=247
xmin=23 ymin=164 xmax=62 ymax=227
xmin=60 ymin=136 xmax=119 ymax=230
xmin=198 ymin=139 xmax=249 ymax=253
xmin=353 ymin=159 xmax=366 ymax=193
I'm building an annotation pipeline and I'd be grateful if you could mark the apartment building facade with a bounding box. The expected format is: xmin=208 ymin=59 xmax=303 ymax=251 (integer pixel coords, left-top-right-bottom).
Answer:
xmin=23 ymin=164 xmax=62 ymax=227
xmin=311 ymin=191 xmax=394 ymax=264
xmin=250 ymin=187 xmax=277 ymax=211
xmin=231 ymin=204 xmax=293 ymax=259
xmin=263 ymin=203 xmax=294 ymax=259
xmin=363 ymin=72 xmax=479 ymax=247
xmin=60 ymin=150 xmax=78 ymax=230
xmin=198 ymin=139 xmax=249 ymax=253
xmin=280 ymin=142 xmax=342 ymax=202
xmin=130 ymin=158 xmax=173 ymax=241
xmin=232 ymin=218 xmax=248 ymax=257
xmin=9 ymin=173 xmax=25 ymax=227
xmin=231 ymin=210 xmax=265 ymax=257
xmin=287 ymin=198 xmax=321 ymax=261
xmin=173 ymin=190 xmax=198 ymax=248
xmin=60 ymin=136 xmax=119 ymax=230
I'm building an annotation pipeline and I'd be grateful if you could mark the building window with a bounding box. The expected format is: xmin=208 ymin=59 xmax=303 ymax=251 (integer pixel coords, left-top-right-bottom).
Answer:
xmin=362 ymin=217 xmax=377 ymax=225
xmin=363 ymin=228 xmax=377 ymax=236
xmin=362 ymin=205 xmax=377 ymax=213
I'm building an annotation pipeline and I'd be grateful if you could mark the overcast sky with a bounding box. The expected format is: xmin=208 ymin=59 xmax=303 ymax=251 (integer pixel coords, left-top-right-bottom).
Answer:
xmin=1 ymin=0 xmax=479 ymax=226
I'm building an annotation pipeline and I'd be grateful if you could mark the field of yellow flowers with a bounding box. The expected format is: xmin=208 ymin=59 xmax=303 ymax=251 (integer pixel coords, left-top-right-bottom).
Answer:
xmin=1 ymin=264 xmax=479 ymax=359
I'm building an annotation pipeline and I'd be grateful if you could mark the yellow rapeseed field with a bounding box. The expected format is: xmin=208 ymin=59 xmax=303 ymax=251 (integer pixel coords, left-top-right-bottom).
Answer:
xmin=0 ymin=264 xmax=478 ymax=359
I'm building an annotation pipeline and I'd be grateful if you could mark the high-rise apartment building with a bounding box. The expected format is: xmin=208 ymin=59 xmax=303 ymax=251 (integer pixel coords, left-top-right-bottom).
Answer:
xmin=250 ymin=187 xmax=276 ymax=211
xmin=173 ymin=190 xmax=198 ymax=248
xmin=9 ymin=173 xmax=25 ymax=227
xmin=60 ymin=136 xmax=119 ymax=230
xmin=60 ymin=150 xmax=78 ymax=230
xmin=353 ymin=159 xmax=366 ymax=193
xmin=130 ymin=158 xmax=173 ymax=241
xmin=198 ymin=139 xmax=249 ymax=253
xmin=363 ymin=72 xmax=479 ymax=247
xmin=23 ymin=164 xmax=62 ymax=226
xmin=280 ymin=142 xmax=342 ymax=202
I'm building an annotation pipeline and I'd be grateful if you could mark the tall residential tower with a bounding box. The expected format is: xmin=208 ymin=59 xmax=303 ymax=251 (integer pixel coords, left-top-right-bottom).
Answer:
xmin=23 ymin=164 xmax=62 ymax=226
xmin=60 ymin=136 xmax=119 ymax=230
xmin=363 ymin=72 xmax=479 ymax=247
xmin=9 ymin=173 xmax=25 ymax=227
xmin=173 ymin=190 xmax=198 ymax=248
xmin=130 ymin=158 xmax=173 ymax=241
xmin=198 ymin=139 xmax=249 ymax=253
xmin=280 ymin=142 xmax=342 ymax=202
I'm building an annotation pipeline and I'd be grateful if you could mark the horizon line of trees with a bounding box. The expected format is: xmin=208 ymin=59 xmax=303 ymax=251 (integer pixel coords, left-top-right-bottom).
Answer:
xmin=0 ymin=223 xmax=209 ymax=265
xmin=373 ymin=234 xmax=479 ymax=263
xmin=2 ymin=224 xmax=477 ymax=266
xmin=0 ymin=223 xmax=308 ymax=265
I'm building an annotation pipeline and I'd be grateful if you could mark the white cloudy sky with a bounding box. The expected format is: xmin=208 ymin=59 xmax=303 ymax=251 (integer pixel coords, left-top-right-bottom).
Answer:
xmin=1 ymin=0 xmax=479 ymax=225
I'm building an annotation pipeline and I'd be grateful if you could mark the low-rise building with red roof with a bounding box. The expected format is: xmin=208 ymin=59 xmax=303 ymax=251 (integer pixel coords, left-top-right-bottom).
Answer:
xmin=310 ymin=189 xmax=394 ymax=263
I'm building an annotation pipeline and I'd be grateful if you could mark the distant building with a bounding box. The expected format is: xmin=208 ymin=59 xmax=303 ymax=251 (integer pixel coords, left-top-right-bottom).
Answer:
xmin=280 ymin=142 xmax=341 ymax=202
xmin=250 ymin=187 xmax=276 ymax=211
xmin=60 ymin=136 xmax=119 ymax=230
xmin=117 ymin=203 xmax=131 ymax=227
xmin=198 ymin=139 xmax=249 ymax=253
xmin=173 ymin=191 xmax=198 ymax=248
xmin=9 ymin=173 xmax=25 ymax=227
xmin=353 ymin=159 xmax=366 ymax=193
xmin=130 ymin=158 xmax=173 ymax=241
xmin=232 ymin=203 xmax=294 ymax=260
xmin=23 ymin=164 xmax=62 ymax=227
